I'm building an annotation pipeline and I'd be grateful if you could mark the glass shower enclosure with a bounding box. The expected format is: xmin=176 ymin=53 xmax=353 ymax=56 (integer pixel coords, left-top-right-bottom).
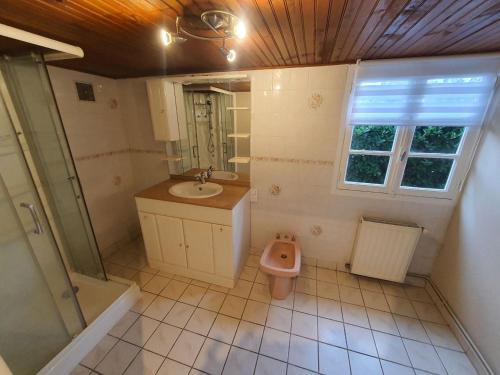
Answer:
xmin=0 ymin=53 xmax=106 ymax=374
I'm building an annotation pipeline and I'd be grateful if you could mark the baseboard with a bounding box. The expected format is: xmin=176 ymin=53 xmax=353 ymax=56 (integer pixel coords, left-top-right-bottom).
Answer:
xmin=38 ymin=279 xmax=140 ymax=375
xmin=424 ymin=277 xmax=493 ymax=375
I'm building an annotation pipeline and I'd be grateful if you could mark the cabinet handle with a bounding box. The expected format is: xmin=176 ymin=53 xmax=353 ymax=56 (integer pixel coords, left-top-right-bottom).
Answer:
xmin=219 ymin=227 xmax=223 ymax=232
xmin=179 ymin=243 xmax=183 ymax=247
xmin=186 ymin=244 xmax=190 ymax=249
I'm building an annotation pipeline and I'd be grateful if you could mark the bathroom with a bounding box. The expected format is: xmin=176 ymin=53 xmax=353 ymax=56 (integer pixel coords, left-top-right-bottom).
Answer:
xmin=0 ymin=2 xmax=499 ymax=375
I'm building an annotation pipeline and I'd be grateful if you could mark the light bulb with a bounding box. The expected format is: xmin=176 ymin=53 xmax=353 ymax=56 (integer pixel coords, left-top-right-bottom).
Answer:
xmin=234 ymin=20 xmax=247 ymax=39
xmin=160 ymin=29 xmax=172 ymax=46
xmin=226 ymin=49 xmax=237 ymax=62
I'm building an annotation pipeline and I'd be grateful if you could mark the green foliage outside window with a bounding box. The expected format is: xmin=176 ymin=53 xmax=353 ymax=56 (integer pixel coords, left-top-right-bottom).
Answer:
xmin=402 ymin=158 xmax=453 ymax=189
xmin=351 ymin=125 xmax=396 ymax=151
xmin=411 ymin=126 xmax=464 ymax=154
xmin=346 ymin=155 xmax=390 ymax=184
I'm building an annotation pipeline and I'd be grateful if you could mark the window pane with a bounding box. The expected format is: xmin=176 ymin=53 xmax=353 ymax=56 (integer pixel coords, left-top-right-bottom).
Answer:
xmin=346 ymin=154 xmax=390 ymax=185
xmin=410 ymin=126 xmax=464 ymax=154
xmin=351 ymin=125 xmax=396 ymax=151
xmin=401 ymin=158 xmax=453 ymax=189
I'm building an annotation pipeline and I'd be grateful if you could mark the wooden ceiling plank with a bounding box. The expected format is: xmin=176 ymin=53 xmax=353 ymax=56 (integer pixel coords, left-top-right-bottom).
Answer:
xmin=252 ymin=0 xmax=292 ymax=65
xmin=300 ymin=0 xmax=316 ymax=64
xmin=413 ymin=1 xmax=500 ymax=55
xmin=283 ymin=0 xmax=309 ymax=64
xmin=318 ymin=0 xmax=346 ymax=64
xmin=273 ymin=0 xmax=302 ymax=64
xmin=349 ymin=0 xmax=410 ymax=60
xmin=438 ymin=19 xmax=500 ymax=54
xmin=314 ymin=0 xmax=335 ymax=64
xmin=336 ymin=0 xmax=380 ymax=62
xmin=374 ymin=0 xmax=440 ymax=58
xmin=223 ymin=0 xmax=279 ymax=65
xmin=381 ymin=0 xmax=472 ymax=57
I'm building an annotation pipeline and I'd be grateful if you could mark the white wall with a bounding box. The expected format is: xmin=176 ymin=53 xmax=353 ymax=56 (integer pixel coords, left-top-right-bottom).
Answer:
xmin=250 ymin=66 xmax=454 ymax=274
xmin=48 ymin=67 xmax=168 ymax=255
xmin=431 ymin=95 xmax=500 ymax=373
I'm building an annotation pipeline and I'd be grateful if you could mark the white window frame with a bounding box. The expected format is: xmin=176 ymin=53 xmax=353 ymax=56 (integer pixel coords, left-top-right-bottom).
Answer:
xmin=336 ymin=124 xmax=480 ymax=200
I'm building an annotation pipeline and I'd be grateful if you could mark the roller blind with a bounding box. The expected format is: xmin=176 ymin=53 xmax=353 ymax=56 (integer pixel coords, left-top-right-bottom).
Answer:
xmin=348 ymin=55 xmax=499 ymax=127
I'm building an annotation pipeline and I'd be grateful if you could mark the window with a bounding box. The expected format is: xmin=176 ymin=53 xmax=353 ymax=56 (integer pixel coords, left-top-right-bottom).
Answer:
xmin=337 ymin=56 xmax=497 ymax=199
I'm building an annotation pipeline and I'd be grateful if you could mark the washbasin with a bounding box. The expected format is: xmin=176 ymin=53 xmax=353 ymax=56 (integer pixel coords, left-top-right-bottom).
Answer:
xmin=211 ymin=171 xmax=238 ymax=180
xmin=169 ymin=181 xmax=223 ymax=199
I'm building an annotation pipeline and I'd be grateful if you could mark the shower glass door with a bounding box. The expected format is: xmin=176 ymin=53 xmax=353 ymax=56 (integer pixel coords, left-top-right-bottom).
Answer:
xmin=0 ymin=89 xmax=84 ymax=374
xmin=0 ymin=54 xmax=105 ymax=279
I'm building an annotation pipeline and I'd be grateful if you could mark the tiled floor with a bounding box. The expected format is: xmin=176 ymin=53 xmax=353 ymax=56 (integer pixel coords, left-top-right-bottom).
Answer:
xmin=71 ymin=241 xmax=477 ymax=375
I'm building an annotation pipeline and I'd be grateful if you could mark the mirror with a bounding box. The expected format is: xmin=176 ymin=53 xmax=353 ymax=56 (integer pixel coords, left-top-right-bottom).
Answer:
xmin=171 ymin=78 xmax=251 ymax=185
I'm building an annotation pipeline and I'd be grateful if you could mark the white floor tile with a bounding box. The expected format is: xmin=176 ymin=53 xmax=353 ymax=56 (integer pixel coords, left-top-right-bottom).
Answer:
xmin=179 ymin=285 xmax=207 ymax=306
xmin=295 ymin=277 xmax=317 ymax=295
xmin=422 ymin=321 xmax=462 ymax=350
xmin=254 ymin=270 xmax=270 ymax=285
xmin=404 ymin=286 xmax=432 ymax=303
xmin=142 ymin=275 xmax=170 ymax=294
xmin=337 ymin=272 xmax=359 ymax=288
xmin=385 ymin=295 xmax=418 ymax=318
xmin=342 ymin=303 xmax=370 ymax=328
xmin=318 ymin=317 xmax=346 ymax=348
xmin=240 ymin=266 xmax=258 ymax=282
xmin=271 ymin=292 xmax=294 ymax=309
xmin=81 ymin=335 xmax=118 ymax=368
xmin=156 ymin=358 xmax=190 ymax=375
xmin=229 ymin=279 xmax=253 ymax=298
xmin=291 ymin=311 xmax=318 ymax=340
xmin=266 ymin=305 xmax=292 ymax=332
xmin=317 ymin=268 xmax=337 ymax=284
xmin=131 ymin=292 xmax=156 ymax=314
xmin=345 ymin=324 xmax=378 ymax=356
xmin=260 ymin=327 xmax=290 ymax=361
xmin=210 ymin=284 xmax=230 ymax=293
xmin=349 ymin=351 xmax=383 ymax=375
xmin=286 ymin=364 xmax=317 ymax=374
xmin=412 ymin=301 xmax=445 ymax=324
xmin=194 ymin=338 xmax=230 ymax=375
xmin=191 ymin=279 xmax=209 ymax=288
xmin=339 ymin=285 xmax=364 ymax=306
xmin=133 ymin=272 xmax=154 ymax=288
xmin=142 ymin=296 xmax=175 ymax=321
xmin=373 ymin=331 xmax=411 ymax=366
xmin=122 ymin=316 xmax=160 ymax=346
xmin=173 ymin=275 xmax=192 ymax=283
xmin=435 ymin=346 xmax=477 ymax=375
xmin=317 ymin=280 xmax=340 ymax=300
xmin=293 ymin=293 xmax=317 ymax=315
xmin=366 ymin=308 xmax=399 ymax=335
xmin=123 ymin=349 xmax=164 ymax=375
xmin=144 ymin=323 xmax=181 ymax=356
xmin=242 ymin=300 xmax=269 ymax=325
xmin=254 ymin=355 xmax=287 ymax=375
xmin=108 ymin=311 xmax=140 ymax=338
xmin=361 ymin=290 xmax=390 ymax=312
xmin=198 ymin=290 xmax=226 ymax=312
xmin=317 ymin=297 xmax=342 ymax=321
xmin=380 ymin=360 xmax=415 ymax=375
xmin=69 ymin=365 xmax=91 ymax=375
xmin=95 ymin=340 xmax=140 ymax=375
xmin=300 ymin=265 xmax=317 ymax=279
xmin=160 ymin=280 xmax=189 ymax=300
xmin=381 ymin=283 xmax=407 ymax=298
xmin=359 ymin=278 xmax=383 ymax=293
xmin=208 ymin=314 xmax=240 ymax=344
xmin=246 ymin=255 xmax=260 ymax=267
xmin=250 ymin=283 xmax=272 ymax=303
xmin=403 ymin=338 xmax=446 ymax=374
xmin=288 ymin=335 xmax=318 ymax=372
xmin=223 ymin=346 xmax=258 ymax=375
xmin=163 ymin=302 xmax=195 ymax=328
xmin=319 ymin=343 xmax=350 ymax=375
xmin=394 ymin=315 xmax=430 ymax=343
xmin=185 ymin=308 xmax=217 ymax=335
xmin=220 ymin=295 xmax=247 ymax=318
xmin=233 ymin=321 xmax=264 ymax=351
xmin=167 ymin=330 xmax=205 ymax=366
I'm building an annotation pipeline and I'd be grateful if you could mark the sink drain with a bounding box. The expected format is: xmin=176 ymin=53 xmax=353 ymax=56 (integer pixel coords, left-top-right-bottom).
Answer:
xmin=281 ymin=254 xmax=287 ymax=259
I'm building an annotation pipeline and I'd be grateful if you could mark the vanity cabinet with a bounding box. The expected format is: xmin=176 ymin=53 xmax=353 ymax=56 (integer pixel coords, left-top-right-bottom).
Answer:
xmin=135 ymin=190 xmax=250 ymax=288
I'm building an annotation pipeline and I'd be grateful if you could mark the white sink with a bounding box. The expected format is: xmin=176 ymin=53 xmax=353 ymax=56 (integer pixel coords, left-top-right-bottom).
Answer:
xmin=211 ymin=171 xmax=239 ymax=181
xmin=169 ymin=181 xmax=223 ymax=199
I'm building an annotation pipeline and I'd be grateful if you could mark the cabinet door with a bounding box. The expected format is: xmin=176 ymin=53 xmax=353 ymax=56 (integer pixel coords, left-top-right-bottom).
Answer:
xmin=212 ymin=225 xmax=233 ymax=278
xmin=183 ymin=219 xmax=214 ymax=273
xmin=138 ymin=212 xmax=162 ymax=262
xmin=156 ymin=215 xmax=187 ymax=267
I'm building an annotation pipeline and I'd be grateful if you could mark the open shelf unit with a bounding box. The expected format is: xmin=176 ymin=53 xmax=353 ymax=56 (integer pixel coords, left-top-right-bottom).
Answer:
xmin=227 ymin=133 xmax=251 ymax=139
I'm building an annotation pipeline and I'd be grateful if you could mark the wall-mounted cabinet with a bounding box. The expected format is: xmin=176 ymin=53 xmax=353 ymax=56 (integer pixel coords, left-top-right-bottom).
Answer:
xmin=136 ymin=192 xmax=250 ymax=287
xmin=146 ymin=79 xmax=187 ymax=141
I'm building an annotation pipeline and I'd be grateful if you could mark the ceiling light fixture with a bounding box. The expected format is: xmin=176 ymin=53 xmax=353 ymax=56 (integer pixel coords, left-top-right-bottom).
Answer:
xmin=160 ymin=10 xmax=245 ymax=64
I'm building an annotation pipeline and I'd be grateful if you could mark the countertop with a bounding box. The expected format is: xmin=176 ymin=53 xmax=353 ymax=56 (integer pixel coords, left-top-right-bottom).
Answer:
xmin=135 ymin=179 xmax=250 ymax=210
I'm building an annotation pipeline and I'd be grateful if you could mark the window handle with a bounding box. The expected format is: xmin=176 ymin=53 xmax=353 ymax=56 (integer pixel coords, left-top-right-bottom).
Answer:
xmin=400 ymin=150 xmax=408 ymax=162
xmin=20 ymin=202 xmax=44 ymax=235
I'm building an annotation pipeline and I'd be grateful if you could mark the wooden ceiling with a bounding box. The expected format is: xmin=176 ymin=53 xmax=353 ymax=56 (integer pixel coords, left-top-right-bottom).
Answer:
xmin=0 ymin=0 xmax=499 ymax=78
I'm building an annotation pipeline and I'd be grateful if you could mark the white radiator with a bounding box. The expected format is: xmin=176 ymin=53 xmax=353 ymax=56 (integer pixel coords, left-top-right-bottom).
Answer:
xmin=350 ymin=217 xmax=422 ymax=283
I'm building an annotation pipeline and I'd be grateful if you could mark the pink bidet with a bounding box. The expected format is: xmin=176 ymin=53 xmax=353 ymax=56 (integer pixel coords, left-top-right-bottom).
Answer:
xmin=260 ymin=234 xmax=301 ymax=299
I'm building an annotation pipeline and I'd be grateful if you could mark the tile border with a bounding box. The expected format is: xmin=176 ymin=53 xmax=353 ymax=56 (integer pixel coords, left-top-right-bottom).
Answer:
xmin=74 ymin=148 xmax=165 ymax=162
xmin=251 ymin=156 xmax=334 ymax=166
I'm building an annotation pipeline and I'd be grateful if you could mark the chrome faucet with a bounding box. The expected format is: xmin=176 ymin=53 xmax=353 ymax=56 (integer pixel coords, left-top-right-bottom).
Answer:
xmin=195 ymin=166 xmax=214 ymax=184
